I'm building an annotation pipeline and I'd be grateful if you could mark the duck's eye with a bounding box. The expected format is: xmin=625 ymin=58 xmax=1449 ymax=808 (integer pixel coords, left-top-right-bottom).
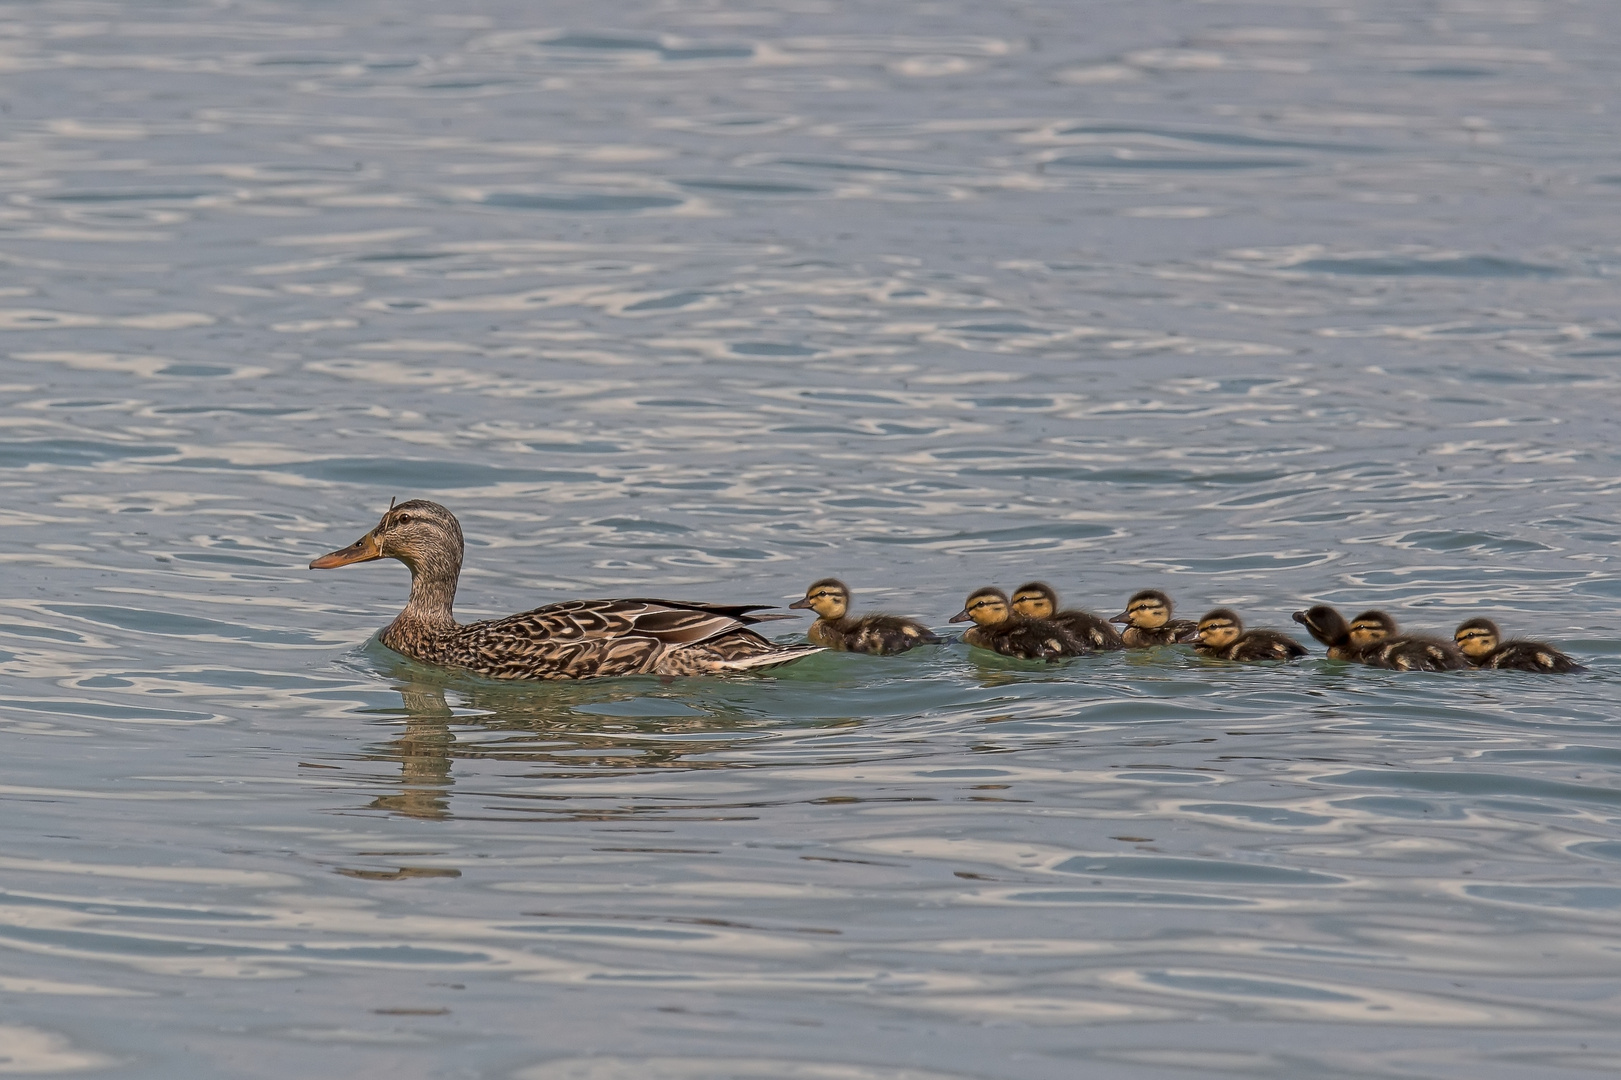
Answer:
xmin=396 ymin=513 xmax=412 ymax=525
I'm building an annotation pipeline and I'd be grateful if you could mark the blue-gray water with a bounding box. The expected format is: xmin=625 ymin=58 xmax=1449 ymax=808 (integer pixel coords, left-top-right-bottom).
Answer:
xmin=3 ymin=0 xmax=1621 ymax=1075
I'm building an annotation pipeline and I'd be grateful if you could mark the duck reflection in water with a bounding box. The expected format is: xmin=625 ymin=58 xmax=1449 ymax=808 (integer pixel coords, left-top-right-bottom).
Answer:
xmin=365 ymin=650 xmax=859 ymax=820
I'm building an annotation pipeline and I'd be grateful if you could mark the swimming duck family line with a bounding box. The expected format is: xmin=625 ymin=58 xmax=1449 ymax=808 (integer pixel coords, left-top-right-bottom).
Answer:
xmin=311 ymin=500 xmax=1583 ymax=681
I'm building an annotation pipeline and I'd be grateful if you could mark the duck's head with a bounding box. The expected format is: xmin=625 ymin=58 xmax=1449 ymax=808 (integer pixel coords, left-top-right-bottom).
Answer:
xmin=1348 ymin=610 xmax=1398 ymax=652
xmin=1010 ymin=581 xmax=1058 ymax=621
xmin=310 ymin=498 xmax=464 ymax=580
xmin=1292 ymin=605 xmax=1348 ymax=647
xmin=1187 ymin=608 xmax=1243 ymax=648
xmin=951 ymin=587 xmax=1010 ymax=627
xmin=789 ymin=578 xmax=849 ymax=620
xmin=1454 ymin=617 xmax=1501 ymax=661
xmin=1111 ymin=589 xmax=1174 ymax=629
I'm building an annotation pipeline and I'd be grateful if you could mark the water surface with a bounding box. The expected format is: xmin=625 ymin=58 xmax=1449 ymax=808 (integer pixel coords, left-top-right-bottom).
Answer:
xmin=2 ymin=0 xmax=1621 ymax=1076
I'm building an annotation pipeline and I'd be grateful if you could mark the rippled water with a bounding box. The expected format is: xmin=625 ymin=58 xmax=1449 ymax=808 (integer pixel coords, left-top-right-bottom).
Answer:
xmin=3 ymin=0 xmax=1621 ymax=1075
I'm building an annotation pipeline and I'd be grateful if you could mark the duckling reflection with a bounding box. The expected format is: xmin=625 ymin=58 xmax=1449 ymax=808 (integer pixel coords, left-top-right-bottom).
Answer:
xmin=1109 ymin=589 xmax=1197 ymax=648
xmin=1454 ymin=618 xmax=1582 ymax=673
xmin=366 ymin=656 xmax=858 ymax=819
xmin=1010 ymin=582 xmax=1124 ymax=651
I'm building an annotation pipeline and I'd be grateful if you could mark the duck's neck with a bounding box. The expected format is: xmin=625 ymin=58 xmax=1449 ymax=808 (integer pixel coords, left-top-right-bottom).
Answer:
xmin=384 ymin=554 xmax=461 ymax=650
xmin=405 ymin=567 xmax=459 ymax=627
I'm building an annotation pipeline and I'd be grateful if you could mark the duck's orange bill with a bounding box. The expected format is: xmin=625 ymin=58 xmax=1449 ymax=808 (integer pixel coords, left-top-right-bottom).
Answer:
xmin=309 ymin=532 xmax=382 ymax=569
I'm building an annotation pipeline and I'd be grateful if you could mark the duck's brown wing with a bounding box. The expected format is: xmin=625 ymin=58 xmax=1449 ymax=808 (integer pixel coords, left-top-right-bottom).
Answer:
xmin=618 ymin=599 xmax=793 ymax=626
xmin=656 ymin=628 xmax=824 ymax=675
xmin=495 ymin=598 xmax=778 ymax=646
xmin=441 ymin=598 xmax=798 ymax=680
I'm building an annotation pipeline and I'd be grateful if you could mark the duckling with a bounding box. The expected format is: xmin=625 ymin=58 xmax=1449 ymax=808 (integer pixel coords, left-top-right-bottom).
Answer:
xmin=787 ymin=578 xmax=942 ymax=655
xmin=1109 ymin=589 xmax=1197 ymax=648
xmin=1291 ymin=605 xmax=1361 ymax=661
xmin=1454 ymin=618 xmax=1582 ymax=673
xmin=1181 ymin=608 xmax=1308 ymax=662
xmin=1348 ymin=610 xmax=1470 ymax=672
xmin=1010 ymin=582 xmax=1124 ymax=651
xmin=949 ymin=587 xmax=1090 ymax=661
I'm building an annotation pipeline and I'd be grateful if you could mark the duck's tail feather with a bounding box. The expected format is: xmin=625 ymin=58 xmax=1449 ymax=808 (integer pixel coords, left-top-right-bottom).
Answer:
xmin=713 ymin=644 xmax=825 ymax=671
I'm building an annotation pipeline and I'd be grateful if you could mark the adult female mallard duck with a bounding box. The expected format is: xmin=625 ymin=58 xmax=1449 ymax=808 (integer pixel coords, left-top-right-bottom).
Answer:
xmin=1181 ymin=608 xmax=1308 ymax=662
xmin=788 ymin=578 xmax=941 ymax=655
xmin=949 ymin=587 xmax=1089 ymax=661
xmin=1347 ymin=610 xmax=1470 ymax=672
xmin=1010 ymin=582 xmax=1124 ymax=651
xmin=1454 ymin=618 xmax=1582 ymax=673
xmin=1109 ymin=589 xmax=1197 ymax=648
xmin=309 ymin=499 xmax=822 ymax=680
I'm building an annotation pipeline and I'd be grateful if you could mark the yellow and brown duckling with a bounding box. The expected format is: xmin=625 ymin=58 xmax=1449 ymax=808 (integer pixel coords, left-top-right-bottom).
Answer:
xmin=788 ymin=578 xmax=942 ymax=655
xmin=1010 ymin=582 xmax=1124 ymax=651
xmin=310 ymin=499 xmax=822 ymax=680
xmin=1180 ymin=608 xmax=1308 ymax=662
xmin=950 ymin=586 xmax=1090 ymax=661
xmin=1454 ymin=618 xmax=1582 ymax=673
xmin=1347 ymin=610 xmax=1470 ymax=671
xmin=1109 ymin=589 xmax=1198 ymax=648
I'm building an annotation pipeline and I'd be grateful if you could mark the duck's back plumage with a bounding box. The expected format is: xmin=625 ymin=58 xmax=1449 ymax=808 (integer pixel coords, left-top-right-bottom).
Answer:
xmin=1479 ymin=640 xmax=1583 ymax=674
xmin=808 ymin=614 xmax=941 ymax=655
xmin=385 ymin=598 xmax=818 ymax=681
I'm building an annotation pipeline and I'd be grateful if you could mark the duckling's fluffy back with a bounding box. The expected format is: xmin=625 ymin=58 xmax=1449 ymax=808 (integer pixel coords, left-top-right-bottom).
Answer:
xmin=965 ymin=617 xmax=1090 ymax=662
xmin=809 ymin=613 xmax=942 ymax=655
